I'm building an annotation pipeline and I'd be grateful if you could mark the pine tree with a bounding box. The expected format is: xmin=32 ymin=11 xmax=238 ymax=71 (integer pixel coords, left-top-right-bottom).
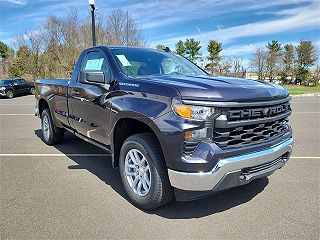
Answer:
xmin=184 ymin=38 xmax=201 ymax=62
xmin=207 ymin=39 xmax=222 ymax=74
xmin=175 ymin=40 xmax=186 ymax=56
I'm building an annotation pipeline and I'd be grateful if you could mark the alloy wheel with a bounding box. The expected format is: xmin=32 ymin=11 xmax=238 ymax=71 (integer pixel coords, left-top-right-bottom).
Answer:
xmin=42 ymin=115 xmax=50 ymax=141
xmin=124 ymin=149 xmax=151 ymax=197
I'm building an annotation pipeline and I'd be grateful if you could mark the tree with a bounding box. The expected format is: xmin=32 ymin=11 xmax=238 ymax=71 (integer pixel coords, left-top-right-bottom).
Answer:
xmin=266 ymin=40 xmax=282 ymax=82
xmin=231 ymin=59 xmax=249 ymax=78
xmin=14 ymin=29 xmax=44 ymax=80
xmin=251 ymin=47 xmax=267 ymax=80
xmin=281 ymin=44 xmax=295 ymax=84
xmin=156 ymin=44 xmax=166 ymax=50
xmin=106 ymin=9 xmax=145 ymax=46
xmin=312 ymin=64 xmax=320 ymax=85
xmin=175 ymin=40 xmax=186 ymax=56
xmin=295 ymin=40 xmax=318 ymax=84
xmin=207 ymin=39 xmax=222 ymax=74
xmin=8 ymin=46 xmax=31 ymax=77
xmin=0 ymin=41 xmax=9 ymax=74
xmin=184 ymin=38 xmax=201 ymax=62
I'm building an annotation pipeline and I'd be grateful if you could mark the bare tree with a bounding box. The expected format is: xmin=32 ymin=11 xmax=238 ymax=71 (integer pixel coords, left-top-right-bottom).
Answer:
xmin=218 ymin=58 xmax=232 ymax=76
xmin=266 ymin=40 xmax=282 ymax=82
xmin=231 ymin=59 xmax=249 ymax=78
xmin=106 ymin=9 xmax=145 ymax=46
xmin=251 ymin=47 xmax=267 ymax=80
xmin=14 ymin=29 xmax=44 ymax=80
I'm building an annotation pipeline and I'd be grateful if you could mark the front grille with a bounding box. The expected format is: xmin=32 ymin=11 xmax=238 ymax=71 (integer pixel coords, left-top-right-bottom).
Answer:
xmin=213 ymin=117 xmax=289 ymax=148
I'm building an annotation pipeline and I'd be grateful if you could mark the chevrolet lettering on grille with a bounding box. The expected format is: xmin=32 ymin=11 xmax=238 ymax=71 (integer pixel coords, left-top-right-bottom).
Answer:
xmin=228 ymin=102 xmax=291 ymax=120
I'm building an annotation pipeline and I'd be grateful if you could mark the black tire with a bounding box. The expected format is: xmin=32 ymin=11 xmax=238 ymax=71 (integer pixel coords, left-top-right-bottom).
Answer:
xmin=41 ymin=108 xmax=64 ymax=145
xmin=6 ymin=90 xmax=14 ymax=99
xmin=30 ymin=87 xmax=35 ymax=95
xmin=119 ymin=133 xmax=174 ymax=210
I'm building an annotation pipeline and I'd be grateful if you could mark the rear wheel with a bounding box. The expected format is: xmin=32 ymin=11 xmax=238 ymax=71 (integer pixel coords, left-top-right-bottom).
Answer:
xmin=119 ymin=133 xmax=174 ymax=210
xmin=6 ymin=90 xmax=14 ymax=99
xmin=41 ymin=108 xmax=64 ymax=145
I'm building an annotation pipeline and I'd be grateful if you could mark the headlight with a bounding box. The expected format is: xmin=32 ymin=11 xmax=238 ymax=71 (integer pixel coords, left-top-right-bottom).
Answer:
xmin=171 ymin=99 xmax=215 ymax=120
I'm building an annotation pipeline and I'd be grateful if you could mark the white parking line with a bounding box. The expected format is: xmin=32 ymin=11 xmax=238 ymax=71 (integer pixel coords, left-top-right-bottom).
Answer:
xmin=0 ymin=114 xmax=34 ymax=116
xmin=0 ymin=153 xmax=110 ymax=157
xmin=0 ymin=154 xmax=318 ymax=158
xmin=0 ymin=103 xmax=34 ymax=105
xmin=292 ymin=112 xmax=320 ymax=114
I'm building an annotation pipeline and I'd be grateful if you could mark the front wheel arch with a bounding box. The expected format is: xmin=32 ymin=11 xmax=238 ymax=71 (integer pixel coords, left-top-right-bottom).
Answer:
xmin=111 ymin=116 xmax=164 ymax=169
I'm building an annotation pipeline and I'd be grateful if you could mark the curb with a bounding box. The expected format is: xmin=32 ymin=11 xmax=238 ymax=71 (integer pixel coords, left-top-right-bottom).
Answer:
xmin=291 ymin=93 xmax=320 ymax=97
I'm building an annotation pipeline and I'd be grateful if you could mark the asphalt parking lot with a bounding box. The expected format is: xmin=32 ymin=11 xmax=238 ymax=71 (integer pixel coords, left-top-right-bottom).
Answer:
xmin=0 ymin=95 xmax=319 ymax=239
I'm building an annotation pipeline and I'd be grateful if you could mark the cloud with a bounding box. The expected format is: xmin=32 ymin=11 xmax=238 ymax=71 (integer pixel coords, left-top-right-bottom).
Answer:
xmin=153 ymin=1 xmax=320 ymax=47
xmin=123 ymin=0 xmax=314 ymax=30
xmin=0 ymin=0 xmax=27 ymax=5
xmin=222 ymin=41 xmax=300 ymax=57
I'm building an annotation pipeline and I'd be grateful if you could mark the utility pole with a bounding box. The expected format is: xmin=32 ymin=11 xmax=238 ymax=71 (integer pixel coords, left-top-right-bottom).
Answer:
xmin=88 ymin=0 xmax=96 ymax=46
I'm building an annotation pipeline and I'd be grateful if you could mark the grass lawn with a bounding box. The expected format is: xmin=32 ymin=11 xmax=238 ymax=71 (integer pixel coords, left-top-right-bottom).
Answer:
xmin=283 ymin=85 xmax=320 ymax=95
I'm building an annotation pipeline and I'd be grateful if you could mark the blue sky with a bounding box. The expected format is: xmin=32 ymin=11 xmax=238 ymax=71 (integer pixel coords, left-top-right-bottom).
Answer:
xmin=0 ymin=0 xmax=319 ymax=59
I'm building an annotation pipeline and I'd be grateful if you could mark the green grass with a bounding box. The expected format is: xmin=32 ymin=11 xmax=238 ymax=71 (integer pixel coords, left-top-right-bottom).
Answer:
xmin=283 ymin=85 xmax=320 ymax=95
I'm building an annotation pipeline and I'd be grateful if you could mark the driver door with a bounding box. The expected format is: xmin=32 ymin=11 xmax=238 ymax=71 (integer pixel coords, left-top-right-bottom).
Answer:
xmin=68 ymin=50 xmax=113 ymax=146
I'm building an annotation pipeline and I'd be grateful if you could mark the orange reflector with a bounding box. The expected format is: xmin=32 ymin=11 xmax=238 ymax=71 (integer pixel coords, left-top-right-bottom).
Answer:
xmin=184 ymin=131 xmax=193 ymax=140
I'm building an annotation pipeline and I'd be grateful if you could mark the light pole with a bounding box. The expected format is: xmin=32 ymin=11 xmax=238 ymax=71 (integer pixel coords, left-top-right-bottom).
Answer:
xmin=89 ymin=0 xmax=96 ymax=46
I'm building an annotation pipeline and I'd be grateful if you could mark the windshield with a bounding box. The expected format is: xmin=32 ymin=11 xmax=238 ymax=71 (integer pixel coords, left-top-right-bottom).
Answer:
xmin=0 ymin=80 xmax=13 ymax=86
xmin=109 ymin=48 xmax=207 ymax=78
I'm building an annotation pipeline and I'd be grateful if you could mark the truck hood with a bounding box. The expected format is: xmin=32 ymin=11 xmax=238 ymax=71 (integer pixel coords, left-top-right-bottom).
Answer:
xmin=139 ymin=75 xmax=288 ymax=101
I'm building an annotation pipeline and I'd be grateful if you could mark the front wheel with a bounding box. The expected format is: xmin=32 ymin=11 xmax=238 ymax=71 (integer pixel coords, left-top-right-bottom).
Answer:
xmin=30 ymin=87 xmax=35 ymax=95
xmin=119 ymin=133 xmax=174 ymax=210
xmin=41 ymin=109 xmax=64 ymax=145
xmin=6 ymin=90 xmax=14 ymax=99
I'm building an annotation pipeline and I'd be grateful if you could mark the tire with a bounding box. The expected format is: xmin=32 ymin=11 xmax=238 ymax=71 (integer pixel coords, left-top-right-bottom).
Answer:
xmin=119 ymin=133 xmax=174 ymax=210
xmin=30 ymin=87 xmax=35 ymax=95
xmin=41 ymin=108 xmax=64 ymax=145
xmin=6 ymin=90 xmax=14 ymax=99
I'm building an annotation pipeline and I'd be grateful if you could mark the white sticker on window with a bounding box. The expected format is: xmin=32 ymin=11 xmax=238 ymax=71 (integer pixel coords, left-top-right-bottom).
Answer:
xmin=116 ymin=55 xmax=131 ymax=67
xmin=85 ymin=58 xmax=104 ymax=70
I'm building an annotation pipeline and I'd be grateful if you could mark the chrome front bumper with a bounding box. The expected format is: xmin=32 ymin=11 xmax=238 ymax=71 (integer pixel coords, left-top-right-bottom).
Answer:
xmin=168 ymin=138 xmax=293 ymax=191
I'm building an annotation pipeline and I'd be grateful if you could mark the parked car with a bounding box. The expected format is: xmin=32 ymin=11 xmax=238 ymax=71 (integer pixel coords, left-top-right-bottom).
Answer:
xmin=0 ymin=78 xmax=35 ymax=99
xmin=35 ymin=46 xmax=293 ymax=210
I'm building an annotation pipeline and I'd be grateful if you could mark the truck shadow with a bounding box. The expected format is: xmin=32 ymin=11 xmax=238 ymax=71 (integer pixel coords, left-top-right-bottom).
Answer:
xmin=35 ymin=129 xmax=269 ymax=219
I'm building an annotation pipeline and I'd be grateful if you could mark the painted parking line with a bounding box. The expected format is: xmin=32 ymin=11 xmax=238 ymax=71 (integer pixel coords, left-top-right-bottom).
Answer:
xmin=292 ymin=112 xmax=320 ymax=114
xmin=0 ymin=114 xmax=34 ymax=116
xmin=0 ymin=103 xmax=34 ymax=105
xmin=0 ymin=153 xmax=110 ymax=157
xmin=0 ymin=154 xmax=318 ymax=159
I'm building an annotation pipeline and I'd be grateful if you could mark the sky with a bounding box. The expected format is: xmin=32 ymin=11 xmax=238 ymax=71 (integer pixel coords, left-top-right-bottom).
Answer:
xmin=0 ymin=0 xmax=319 ymax=60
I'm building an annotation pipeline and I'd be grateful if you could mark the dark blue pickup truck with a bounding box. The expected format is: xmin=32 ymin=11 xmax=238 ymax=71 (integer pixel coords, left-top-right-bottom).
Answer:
xmin=35 ymin=46 xmax=293 ymax=209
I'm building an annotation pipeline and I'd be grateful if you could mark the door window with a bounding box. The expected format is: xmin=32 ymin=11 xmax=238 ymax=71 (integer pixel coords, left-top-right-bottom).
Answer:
xmin=82 ymin=51 xmax=111 ymax=82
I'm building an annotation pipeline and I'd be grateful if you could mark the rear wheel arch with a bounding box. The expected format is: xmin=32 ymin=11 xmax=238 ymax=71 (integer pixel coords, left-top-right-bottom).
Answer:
xmin=38 ymin=98 xmax=49 ymax=115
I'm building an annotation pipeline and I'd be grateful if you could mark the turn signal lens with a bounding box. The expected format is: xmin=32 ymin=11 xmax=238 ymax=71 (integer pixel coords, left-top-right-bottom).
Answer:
xmin=173 ymin=104 xmax=192 ymax=118
xmin=172 ymin=98 xmax=215 ymax=120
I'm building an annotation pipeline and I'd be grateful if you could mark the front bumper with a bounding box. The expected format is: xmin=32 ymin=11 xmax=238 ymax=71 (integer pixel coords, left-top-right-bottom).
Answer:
xmin=168 ymin=137 xmax=293 ymax=192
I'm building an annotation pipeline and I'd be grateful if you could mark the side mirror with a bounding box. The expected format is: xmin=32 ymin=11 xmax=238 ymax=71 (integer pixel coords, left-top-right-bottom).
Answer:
xmin=79 ymin=71 xmax=105 ymax=84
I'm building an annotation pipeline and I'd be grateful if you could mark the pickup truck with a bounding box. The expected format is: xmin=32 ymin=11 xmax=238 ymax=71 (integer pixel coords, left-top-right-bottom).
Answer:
xmin=35 ymin=46 xmax=293 ymax=210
